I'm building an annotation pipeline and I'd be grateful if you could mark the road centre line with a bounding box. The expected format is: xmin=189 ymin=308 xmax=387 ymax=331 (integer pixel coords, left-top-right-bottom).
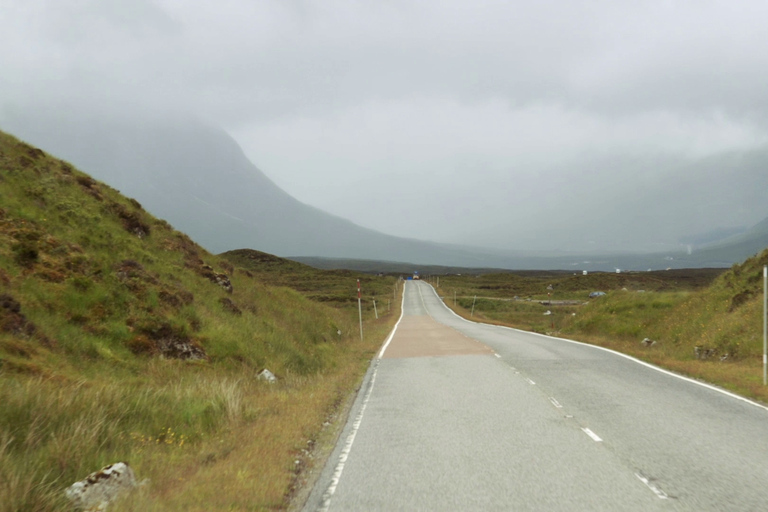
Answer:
xmin=581 ymin=428 xmax=603 ymax=442
xmin=635 ymin=473 xmax=669 ymax=500
xmin=426 ymin=284 xmax=768 ymax=413
xmin=416 ymin=283 xmax=430 ymax=316
xmin=525 ymin=377 xmax=536 ymax=385
xmin=549 ymin=397 xmax=563 ymax=408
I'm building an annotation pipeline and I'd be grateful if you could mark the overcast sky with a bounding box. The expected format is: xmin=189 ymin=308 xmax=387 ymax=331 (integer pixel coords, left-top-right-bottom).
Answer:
xmin=3 ymin=0 xmax=768 ymax=253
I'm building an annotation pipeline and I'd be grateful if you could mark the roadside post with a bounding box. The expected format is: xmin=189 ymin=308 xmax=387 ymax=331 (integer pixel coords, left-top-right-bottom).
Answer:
xmin=373 ymin=298 xmax=378 ymax=319
xmin=471 ymin=295 xmax=477 ymax=317
xmin=357 ymin=279 xmax=363 ymax=341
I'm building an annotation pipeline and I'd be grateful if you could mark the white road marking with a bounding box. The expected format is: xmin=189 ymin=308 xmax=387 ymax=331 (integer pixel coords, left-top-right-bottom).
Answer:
xmin=427 ymin=284 xmax=768 ymax=413
xmin=549 ymin=397 xmax=563 ymax=408
xmin=582 ymin=428 xmax=603 ymax=442
xmin=377 ymin=283 xmax=407 ymax=359
xmin=318 ymin=363 xmax=379 ymax=512
xmin=318 ymin=283 xmax=408 ymax=511
xmin=494 ymin=353 xmax=501 ymax=358
xmin=416 ymin=283 xmax=430 ymax=317
xmin=635 ymin=473 xmax=669 ymax=500
xmin=525 ymin=377 xmax=536 ymax=385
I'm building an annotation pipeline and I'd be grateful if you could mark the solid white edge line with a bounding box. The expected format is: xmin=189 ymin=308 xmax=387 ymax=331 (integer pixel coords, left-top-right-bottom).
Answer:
xmin=425 ymin=284 xmax=768 ymax=413
xmin=318 ymin=281 xmax=407 ymax=511
xmin=318 ymin=365 xmax=378 ymax=512
xmin=377 ymin=281 xmax=408 ymax=359
xmin=582 ymin=427 xmax=603 ymax=442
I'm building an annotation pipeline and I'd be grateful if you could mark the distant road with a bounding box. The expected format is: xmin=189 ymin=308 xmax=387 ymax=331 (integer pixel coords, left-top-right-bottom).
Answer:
xmin=303 ymin=281 xmax=768 ymax=511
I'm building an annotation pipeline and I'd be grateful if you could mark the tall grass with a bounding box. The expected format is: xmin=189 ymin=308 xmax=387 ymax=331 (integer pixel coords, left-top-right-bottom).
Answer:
xmin=0 ymin=130 xmax=403 ymax=510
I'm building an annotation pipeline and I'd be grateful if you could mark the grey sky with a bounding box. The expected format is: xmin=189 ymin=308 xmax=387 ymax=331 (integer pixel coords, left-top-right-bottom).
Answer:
xmin=3 ymin=0 xmax=768 ymax=253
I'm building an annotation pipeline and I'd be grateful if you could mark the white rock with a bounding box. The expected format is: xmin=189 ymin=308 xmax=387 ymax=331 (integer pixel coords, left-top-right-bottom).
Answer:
xmin=65 ymin=462 xmax=138 ymax=511
xmin=258 ymin=369 xmax=277 ymax=383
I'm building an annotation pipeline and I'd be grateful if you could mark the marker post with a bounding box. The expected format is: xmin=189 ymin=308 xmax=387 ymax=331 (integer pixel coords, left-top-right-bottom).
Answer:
xmin=357 ymin=279 xmax=363 ymax=341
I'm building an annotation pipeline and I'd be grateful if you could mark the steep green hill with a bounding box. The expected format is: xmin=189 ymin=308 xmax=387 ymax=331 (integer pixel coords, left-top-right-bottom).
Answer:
xmin=0 ymin=130 xmax=397 ymax=511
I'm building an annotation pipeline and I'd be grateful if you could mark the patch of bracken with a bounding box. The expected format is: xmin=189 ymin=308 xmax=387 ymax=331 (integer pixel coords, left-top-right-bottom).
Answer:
xmin=0 ymin=294 xmax=54 ymax=347
xmin=158 ymin=289 xmax=195 ymax=309
xmin=729 ymin=290 xmax=753 ymax=312
xmin=198 ymin=264 xmax=233 ymax=293
xmin=219 ymin=297 xmax=242 ymax=316
xmin=136 ymin=321 xmax=206 ymax=360
xmin=108 ymin=202 xmax=151 ymax=238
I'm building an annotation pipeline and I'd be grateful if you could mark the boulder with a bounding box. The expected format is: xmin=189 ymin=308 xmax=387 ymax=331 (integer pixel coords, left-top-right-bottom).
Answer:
xmin=65 ymin=462 xmax=141 ymax=511
xmin=258 ymin=369 xmax=277 ymax=383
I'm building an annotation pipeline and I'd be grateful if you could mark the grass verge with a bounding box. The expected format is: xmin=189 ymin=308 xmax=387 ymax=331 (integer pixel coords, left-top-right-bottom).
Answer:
xmin=431 ymin=254 xmax=768 ymax=405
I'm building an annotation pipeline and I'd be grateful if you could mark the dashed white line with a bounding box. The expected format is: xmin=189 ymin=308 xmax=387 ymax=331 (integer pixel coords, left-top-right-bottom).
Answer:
xmin=494 ymin=353 xmax=501 ymax=358
xmin=581 ymin=428 xmax=603 ymax=442
xmin=549 ymin=397 xmax=563 ymax=408
xmin=525 ymin=377 xmax=536 ymax=385
xmin=635 ymin=473 xmax=669 ymax=500
xmin=427 ymin=284 xmax=768 ymax=413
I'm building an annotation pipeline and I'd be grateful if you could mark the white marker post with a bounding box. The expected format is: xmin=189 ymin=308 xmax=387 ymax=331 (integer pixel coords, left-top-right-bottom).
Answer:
xmin=357 ymin=279 xmax=363 ymax=341
xmin=471 ymin=295 xmax=477 ymax=317
xmin=373 ymin=298 xmax=378 ymax=319
xmin=763 ymin=265 xmax=767 ymax=386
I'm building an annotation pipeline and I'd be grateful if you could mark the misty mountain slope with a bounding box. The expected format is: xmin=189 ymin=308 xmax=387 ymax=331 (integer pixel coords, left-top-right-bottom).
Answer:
xmin=3 ymin=106 xmax=766 ymax=271
xmin=0 ymin=107 xmax=518 ymax=266
xmin=682 ymin=214 xmax=768 ymax=266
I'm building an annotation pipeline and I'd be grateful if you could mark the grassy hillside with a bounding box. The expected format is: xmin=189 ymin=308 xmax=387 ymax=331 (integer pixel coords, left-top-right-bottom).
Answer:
xmin=438 ymin=254 xmax=768 ymax=402
xmin=0 ymin=130 xmax=400 ymax=511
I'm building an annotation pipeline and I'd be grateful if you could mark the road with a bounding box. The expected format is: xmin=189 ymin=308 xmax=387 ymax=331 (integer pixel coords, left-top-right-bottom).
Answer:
xmin=303 ymin=280 xmax=768 ymax=511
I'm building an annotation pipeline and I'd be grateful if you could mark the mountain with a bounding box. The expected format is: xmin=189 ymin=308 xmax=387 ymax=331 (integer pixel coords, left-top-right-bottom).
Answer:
xmin=0 ymin=105 xmax=517 ymax=267
xmin=2 ymin=104 xmax=766 ymax=271
xmin=680 ymin=215 xmax=768 ymax=266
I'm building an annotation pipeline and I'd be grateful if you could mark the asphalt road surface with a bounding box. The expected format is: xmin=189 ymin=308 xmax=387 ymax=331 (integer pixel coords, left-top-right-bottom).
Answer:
xmin=303 ymin=280 xmax=768 ymax=511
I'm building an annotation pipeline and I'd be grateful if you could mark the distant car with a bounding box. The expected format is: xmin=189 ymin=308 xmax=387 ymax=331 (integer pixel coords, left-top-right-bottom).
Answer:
xmin=589 ymin=291 xmax=606 ymax=298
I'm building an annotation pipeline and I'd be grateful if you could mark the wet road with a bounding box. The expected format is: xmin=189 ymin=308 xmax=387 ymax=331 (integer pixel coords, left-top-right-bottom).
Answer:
xmin=304 ymin=280 xmax=768 ymax=511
